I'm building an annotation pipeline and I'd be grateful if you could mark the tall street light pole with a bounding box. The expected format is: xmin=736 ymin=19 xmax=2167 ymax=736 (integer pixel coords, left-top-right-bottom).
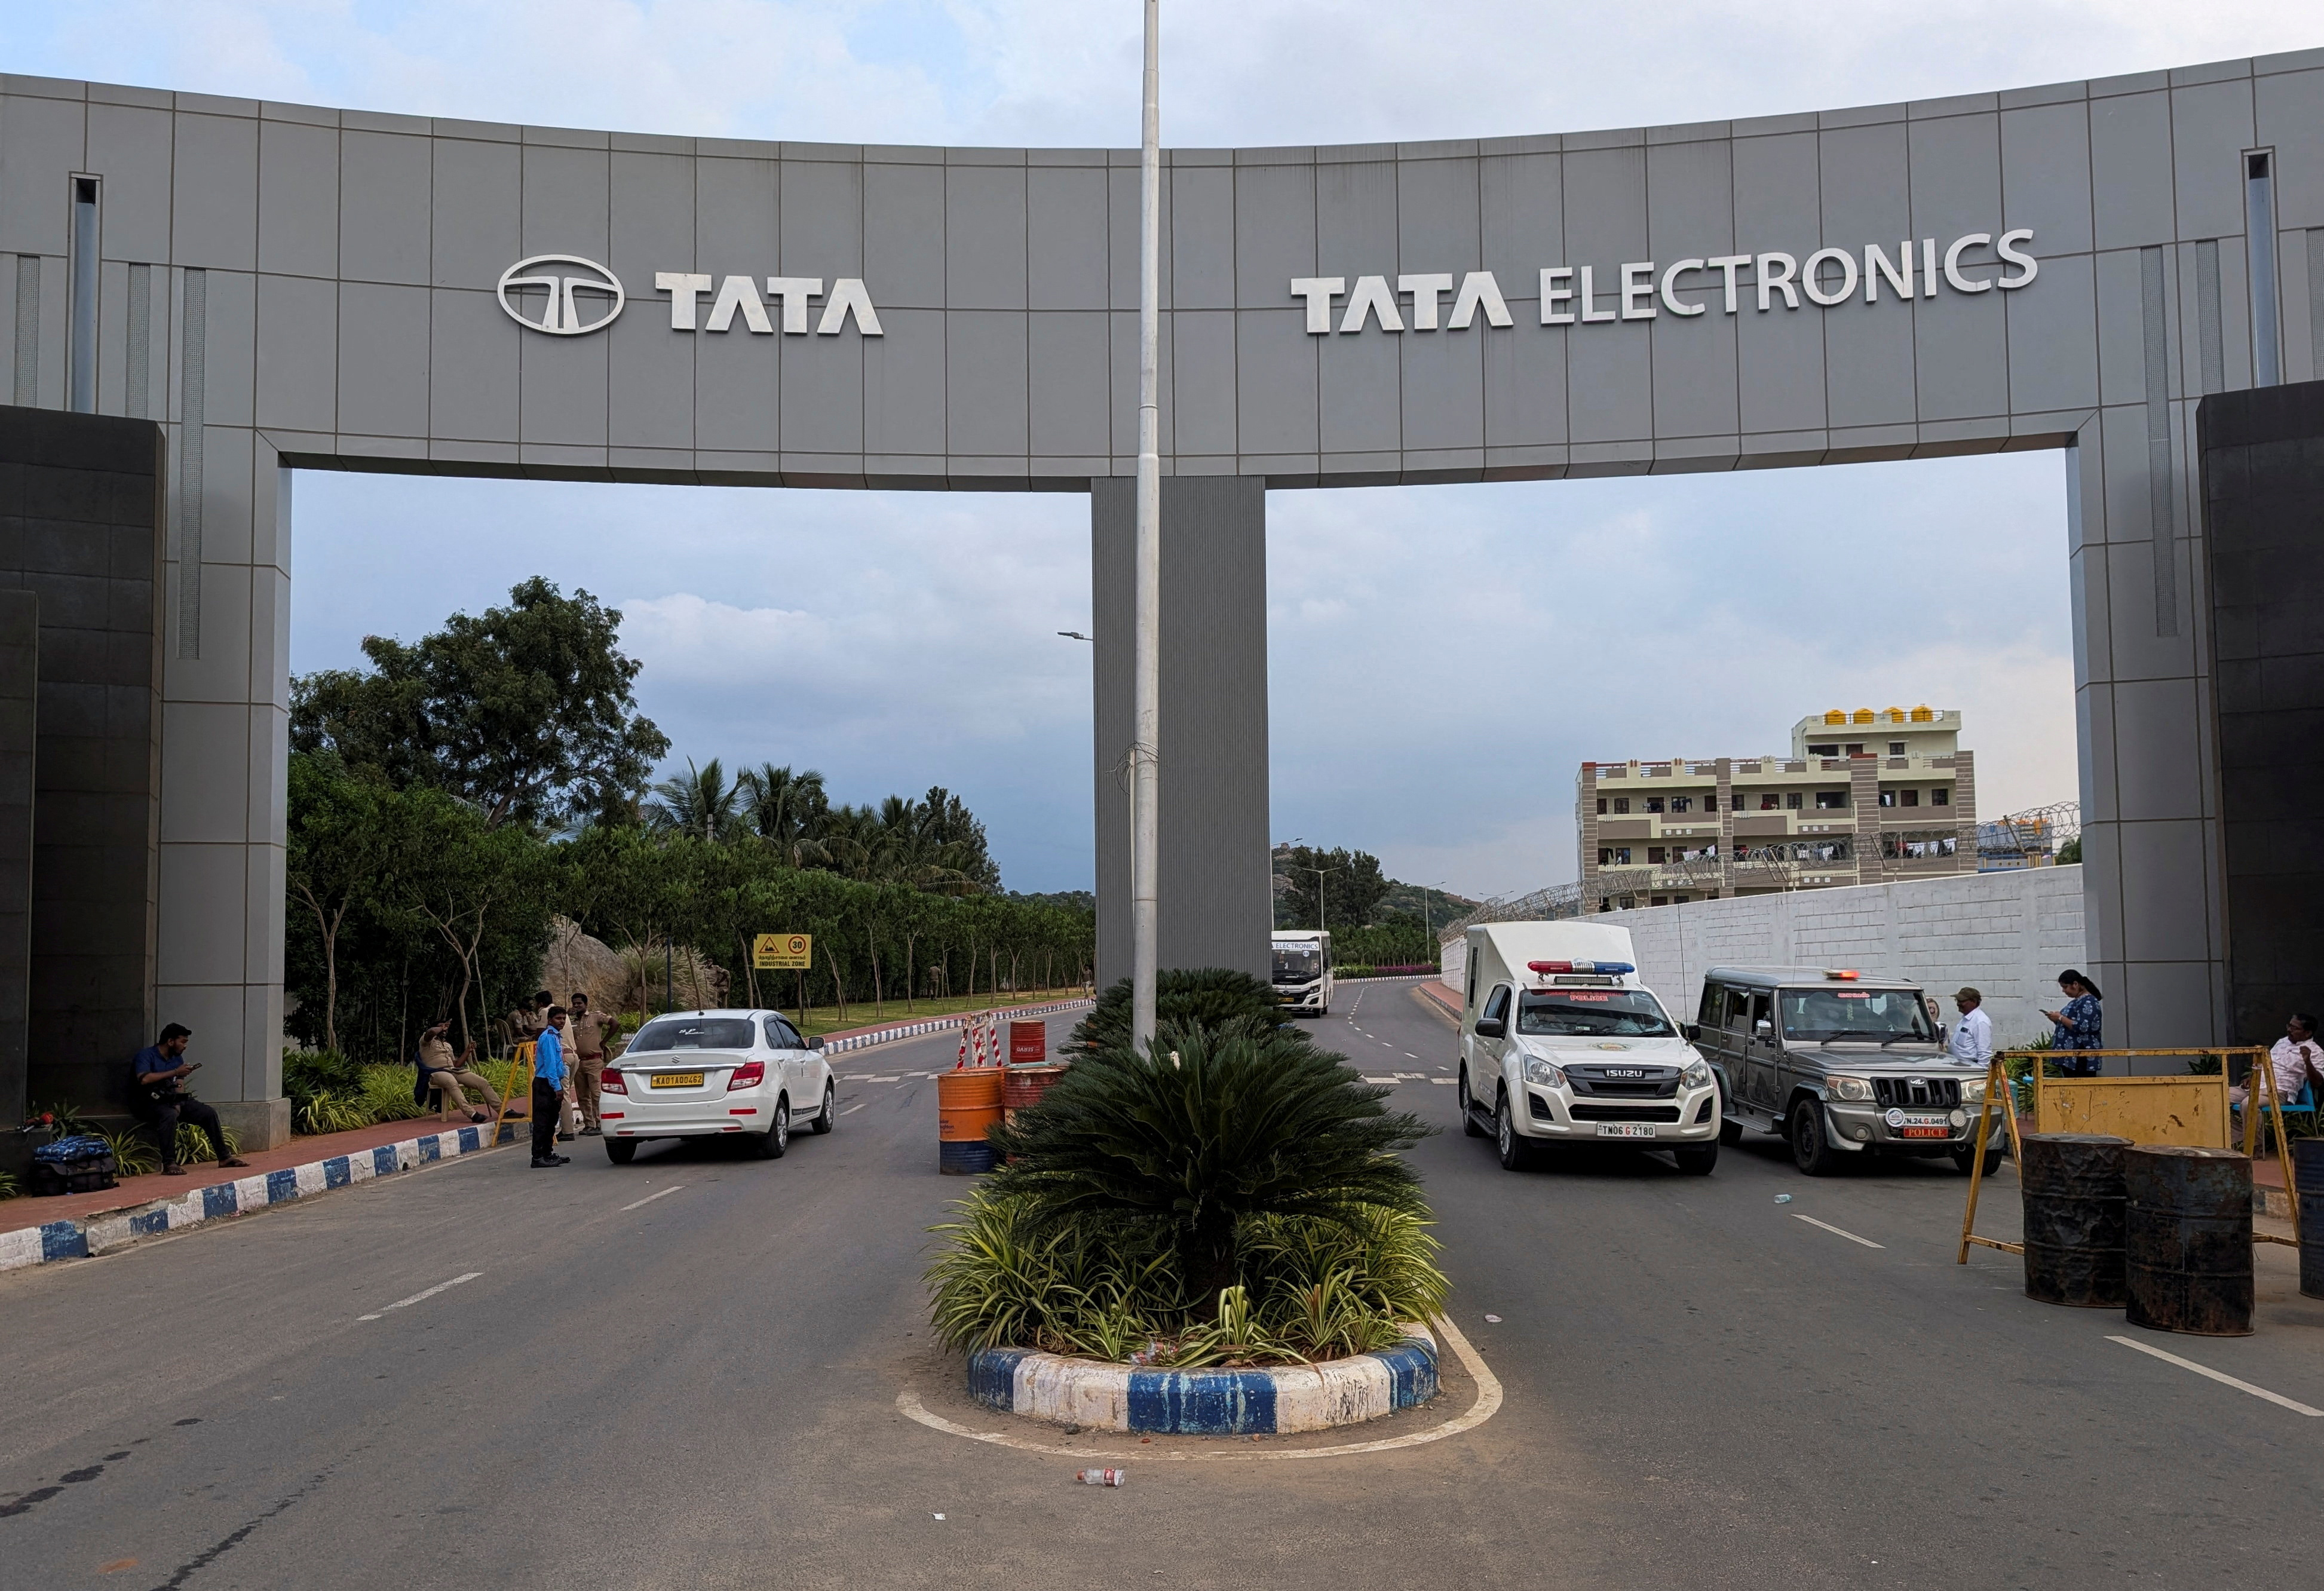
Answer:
xmin=1131 ymin=0 xmax=1163 ymax=1054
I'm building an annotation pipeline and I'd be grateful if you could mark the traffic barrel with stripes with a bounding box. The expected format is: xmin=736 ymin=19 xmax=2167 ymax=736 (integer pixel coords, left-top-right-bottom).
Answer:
xmin=2019 ymin=1133 xmax=2131 ymax=1307
xmin=2124 ymin=1145 xmax=2254 ymax=1336
xmin=937 ymin=1067 xmax=1005 ymax=1175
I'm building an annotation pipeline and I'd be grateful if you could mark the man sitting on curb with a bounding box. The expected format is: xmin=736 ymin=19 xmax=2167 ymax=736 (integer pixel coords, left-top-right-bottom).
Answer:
xmin=531 ymin=1007 xmax=570 ymax=1169
xmin=417 ymin=1019 xmax=501 ymax=1124
xmin=132 ymin=1023 xmax=251 ymax=1176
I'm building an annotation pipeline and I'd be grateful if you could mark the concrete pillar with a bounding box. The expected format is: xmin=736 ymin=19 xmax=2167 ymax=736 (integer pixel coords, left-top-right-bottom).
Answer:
xmin=1090 ymin=477 xmax=1272 ymax=988
xmin=0 ymin=590 xmax=32 ymax=1180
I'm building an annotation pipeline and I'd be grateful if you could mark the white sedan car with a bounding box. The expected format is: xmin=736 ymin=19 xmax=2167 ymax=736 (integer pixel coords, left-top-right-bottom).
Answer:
xmin=599 ymin=1009 xmax=835 ymax=1163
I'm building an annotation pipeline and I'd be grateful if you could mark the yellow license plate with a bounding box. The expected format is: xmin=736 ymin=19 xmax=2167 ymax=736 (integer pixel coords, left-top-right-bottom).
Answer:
xmin=651 ymin=1072 xmax=705 ymax=1089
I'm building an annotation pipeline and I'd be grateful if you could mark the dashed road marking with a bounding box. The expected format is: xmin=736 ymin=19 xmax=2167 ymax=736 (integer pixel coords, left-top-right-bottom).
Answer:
xmin=1791 ymin=1213 xmax=1884 ymax=1249
xmin=358 ymin=1270 xmax=481 ymax=1321
xmin=620 ymin=1186 xmax=683 ymax=1213
xmin=841 ymin=1102 xmax=869 ymax=1115
xmin=2108 ymin=1335 xmax=2324 ymax=1416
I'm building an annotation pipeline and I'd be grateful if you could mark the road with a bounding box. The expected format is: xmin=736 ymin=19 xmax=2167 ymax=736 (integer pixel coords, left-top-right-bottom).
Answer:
xmin=4 ymin=985 xmax=2319 ymax=1590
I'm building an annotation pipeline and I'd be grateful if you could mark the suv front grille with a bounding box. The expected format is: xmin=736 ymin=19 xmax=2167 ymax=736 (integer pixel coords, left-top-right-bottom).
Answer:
xmin=1569 ymin=1104 xmax=1683 ymax=1123
xmin=1872 ymin=1077 xmax=1962 ymax=1108
xmin=1566 ymin=1066 xmax=1679 ymax=1099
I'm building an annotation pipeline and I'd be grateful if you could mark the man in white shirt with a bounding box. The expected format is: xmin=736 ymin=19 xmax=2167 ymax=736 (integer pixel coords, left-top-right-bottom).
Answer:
xmin=2230 ymin=1012 xmax=2322 ymax=1111
xmin=1948 ymin=988 xmax=1994 ymax=1068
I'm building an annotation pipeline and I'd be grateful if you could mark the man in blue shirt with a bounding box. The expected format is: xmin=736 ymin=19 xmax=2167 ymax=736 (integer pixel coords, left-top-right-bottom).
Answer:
xmin=131 ymin=1023 xmax=250 ymax=1175
xmin=531 ymin=1009 xmax=569 ymax=1167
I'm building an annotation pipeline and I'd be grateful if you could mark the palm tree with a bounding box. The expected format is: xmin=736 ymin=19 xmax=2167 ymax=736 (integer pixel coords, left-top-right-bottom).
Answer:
xmin=646 ymin=757 xmax=746 ymax=842
xmin=738 ymin=764 xmax=832 ymax=867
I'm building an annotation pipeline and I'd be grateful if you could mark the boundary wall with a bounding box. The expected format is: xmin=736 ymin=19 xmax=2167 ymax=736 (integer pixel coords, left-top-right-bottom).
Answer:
xmin=1442 ymin=866 xmax=2084 ymax=1047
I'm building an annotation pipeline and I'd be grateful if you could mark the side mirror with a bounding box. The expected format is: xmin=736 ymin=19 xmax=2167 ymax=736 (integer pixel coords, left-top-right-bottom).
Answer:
xmin=807 ymin=1035 xmax=824 ymax=1051
xmin=1754 ymin=1019 xmax=1773 ymax=1036
xmin=1682 ymin=1023 xmax=1701 ymax=1042
xmin=1474 ymin=1017 xmax=1506 ymax=1039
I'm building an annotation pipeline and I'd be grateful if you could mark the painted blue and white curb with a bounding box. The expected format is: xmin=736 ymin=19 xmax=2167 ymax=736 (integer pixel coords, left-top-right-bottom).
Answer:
xmin=966 ymin=1328 xmax=1439 ymax=1435
xmin=0 ymin=1122 xmax=508 ymax=1273
xmin=820 ymin=998 xmax=1092 ymax=1058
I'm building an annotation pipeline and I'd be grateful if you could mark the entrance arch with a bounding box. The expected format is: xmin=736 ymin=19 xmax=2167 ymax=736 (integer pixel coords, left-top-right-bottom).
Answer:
xmin=1 ymin=50 xmax=2316 ymax=1136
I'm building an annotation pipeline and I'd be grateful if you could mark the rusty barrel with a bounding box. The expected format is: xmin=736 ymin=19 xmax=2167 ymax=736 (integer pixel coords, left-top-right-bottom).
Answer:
xmin=1002 ymin=1062 xmax=1070 ymax=1128
xmin=936 ymin=1068 xmax=1004 ymax=1175
xmin=2124 ymin=1145 xmax=2254 ymax=1336
xmin=1008 ymin=1019 xmax=1048 ymax=1063
xmin=2019 ymin=1133 xmax=2131 ymax=1308
xmin=2295 ymin=1138 xmax=2324 ymax=1301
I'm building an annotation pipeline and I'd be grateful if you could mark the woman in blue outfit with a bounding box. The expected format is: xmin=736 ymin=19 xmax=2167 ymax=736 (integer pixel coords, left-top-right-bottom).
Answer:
xmin=2041 ymin=970 xmax=2104 ymax=1076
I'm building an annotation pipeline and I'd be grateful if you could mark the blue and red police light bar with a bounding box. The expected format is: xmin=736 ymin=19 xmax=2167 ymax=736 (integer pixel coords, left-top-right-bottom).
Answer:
xmin=1527 ymin=959 xmax=1636 ymax=976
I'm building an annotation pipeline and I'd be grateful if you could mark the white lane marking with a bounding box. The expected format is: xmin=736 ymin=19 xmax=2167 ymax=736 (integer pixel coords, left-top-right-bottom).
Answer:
xmin=1791 ymin=1213 xmax=1885 ymax=1249
xmin=358 ymin=1270 xmax=482 ymax=1321
xmin=620 ymin=1185 xmax=683 ymax=1213
xmin=896 ymin=1316 xmax=1501 ymax=1461
xmin=1403 ymin=1052 xmax=1419 ymax=1059
xmin=2108 ymin=1335 xmax=2324 ymax=1417
xmin=1429 ymin=1077 xmax=1459 ymax=1086
xmin=841 ymin=1102 xmax=869 ymax=1115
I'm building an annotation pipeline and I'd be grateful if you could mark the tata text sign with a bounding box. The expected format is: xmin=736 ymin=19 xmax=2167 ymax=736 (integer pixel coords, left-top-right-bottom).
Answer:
xmin=497 ymin=257 xmax=884 ymax=339
xmin=754 ymin=934 xmax=814 ymax=971
xmin=1292 ymin=229 xmax=2037 ymax=333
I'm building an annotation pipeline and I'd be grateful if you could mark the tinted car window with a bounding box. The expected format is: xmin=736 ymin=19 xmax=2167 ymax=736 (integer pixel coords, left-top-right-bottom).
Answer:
xmin=1779 ymin=988 xmax=1933 ymax=1043
xmin=1516 ymin=989 xmax=1676 ymax=1038
xmin=763 ymin=1016 xmax=805 ymax=1050
xmin=626 ymin=1017 xmax=759 ymax=1052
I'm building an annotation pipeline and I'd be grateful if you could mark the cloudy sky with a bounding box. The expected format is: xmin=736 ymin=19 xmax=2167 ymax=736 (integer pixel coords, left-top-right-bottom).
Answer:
xmin=8 ymin=3 xmax=2316 ymax=897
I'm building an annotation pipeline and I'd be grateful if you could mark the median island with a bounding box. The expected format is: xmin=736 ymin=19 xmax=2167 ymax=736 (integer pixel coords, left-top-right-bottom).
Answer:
xmin=925 ymin=970 xmax=1448 ymax=1434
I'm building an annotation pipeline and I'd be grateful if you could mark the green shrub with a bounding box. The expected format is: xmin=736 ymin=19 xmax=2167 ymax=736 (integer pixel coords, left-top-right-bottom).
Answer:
xmin=1066 ymin=968 xmax=1289 ymax=1056
xmin=298 ymin=1090 xmax=372 ymax=1136
xmin=173 ymin=1120 xmax=241 ymax=1165
xmin=357 ymin=1065 xmax=428 ymax=1124
xmin=284 ymin=1049 xmax=363 ymax=1113
xmin=25 ymin=1099 xmax=97 ymax=1141
xmin=102 ymin=1127 xmax=161 ymax=1178
xmin=988 ymin=1018 xmax=1433 ymax=1306
xmin=0 ymin=1169 xmax=18 ymax=1199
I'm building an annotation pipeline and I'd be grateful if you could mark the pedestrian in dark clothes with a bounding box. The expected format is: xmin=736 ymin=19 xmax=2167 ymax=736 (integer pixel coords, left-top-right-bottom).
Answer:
xmin=131 ymin=1023 xmax=252 ymax=1175
xmin=531 ymin=1008 xmax=570 ymax=1167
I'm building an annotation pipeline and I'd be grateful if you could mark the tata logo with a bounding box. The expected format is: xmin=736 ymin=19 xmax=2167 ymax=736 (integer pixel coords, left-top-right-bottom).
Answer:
xmin=498 ymin=255 xmax=626 ymax=336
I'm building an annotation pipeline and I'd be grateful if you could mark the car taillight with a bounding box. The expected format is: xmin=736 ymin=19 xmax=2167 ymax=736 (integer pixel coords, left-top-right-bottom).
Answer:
xmin=601 ymin=1068 xmax=627 ymax=1095
xmin=728 ymin=1060 xmax=765 ymax=1089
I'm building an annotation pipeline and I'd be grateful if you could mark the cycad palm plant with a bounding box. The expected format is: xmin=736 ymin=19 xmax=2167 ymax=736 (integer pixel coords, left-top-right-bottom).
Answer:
xmin=986 ymin=1019 xmax=1433 ymax=1305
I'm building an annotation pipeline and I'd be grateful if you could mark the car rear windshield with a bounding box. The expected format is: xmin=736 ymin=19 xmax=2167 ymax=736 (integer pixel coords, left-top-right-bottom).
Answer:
xmin=1779 ymin=988 xmax=1933 ymax=1044
xmin=624 ymin=1017 xmax=759 ymax=1053
xmin=1516 ymin=989 xmax=1675 ymax=1037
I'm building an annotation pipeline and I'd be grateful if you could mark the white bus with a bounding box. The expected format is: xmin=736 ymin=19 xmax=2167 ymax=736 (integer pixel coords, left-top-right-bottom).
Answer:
xmin=1271 ymin=930 xmax=1333 ymax=1017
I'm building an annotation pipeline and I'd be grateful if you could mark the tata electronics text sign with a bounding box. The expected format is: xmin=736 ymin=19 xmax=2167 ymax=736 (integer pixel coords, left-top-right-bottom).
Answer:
xmin=1290 ymin=229 xmax=2037 ymax=333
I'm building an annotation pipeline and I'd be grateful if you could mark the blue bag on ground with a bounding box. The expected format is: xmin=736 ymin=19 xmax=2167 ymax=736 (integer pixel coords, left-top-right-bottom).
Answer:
xmin=33 ymin=1134 xmax=112 ymax=1164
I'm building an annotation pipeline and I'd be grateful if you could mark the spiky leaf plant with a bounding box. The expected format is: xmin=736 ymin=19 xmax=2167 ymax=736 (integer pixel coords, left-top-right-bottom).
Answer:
xmin=988 ymin=1019 xmax=1433 ymax=1305
xmin=1065 ymin=968 xmax=1288 ymax=1056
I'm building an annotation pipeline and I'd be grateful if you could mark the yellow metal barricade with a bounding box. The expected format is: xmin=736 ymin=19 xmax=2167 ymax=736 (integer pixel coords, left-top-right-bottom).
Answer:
xmin=1958 ymin=1047 xmax=2300 ymax=1262
xmin=488 ymin=1041 xmax=536 ymax=1148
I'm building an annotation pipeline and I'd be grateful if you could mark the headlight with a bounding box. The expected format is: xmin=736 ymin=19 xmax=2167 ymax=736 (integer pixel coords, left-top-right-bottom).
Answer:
xmin=1959 ymin=1076 xmax=1987 ymax=1103
xmin=1826 ymin=1074 xmax=1874 ymax=1102
xmin=1681 ymin=1059 xmax=1713 ymax=1090
xmin=1522 ymin=1056 xmax=1566 ymax=1088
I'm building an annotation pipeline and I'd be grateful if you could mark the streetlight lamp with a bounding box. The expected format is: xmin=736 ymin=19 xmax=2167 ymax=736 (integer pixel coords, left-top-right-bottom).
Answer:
xmin=1284 ymin=838 xmax=1341 ymax=934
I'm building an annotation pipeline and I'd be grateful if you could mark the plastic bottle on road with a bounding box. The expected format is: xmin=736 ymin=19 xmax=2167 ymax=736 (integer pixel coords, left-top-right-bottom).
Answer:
xmin=1076 ymin=1468 xmax=1126 ymax=1486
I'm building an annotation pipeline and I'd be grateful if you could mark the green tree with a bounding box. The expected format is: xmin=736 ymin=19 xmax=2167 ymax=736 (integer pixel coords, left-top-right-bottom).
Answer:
xmin=646 ymin=757 xmax=747 ymax=842
xmin=385 ymin=790 xmax=560 ymax=1049
xmin=737 ymin=764 xmax=832 ymax=866
xmin=290 ymin=577 xmax=668 ymax=828
xmin=285 ymin=752 xmax=390 ymax=1053
xmin=1273 ymin=844 xmax=1389 ymax=931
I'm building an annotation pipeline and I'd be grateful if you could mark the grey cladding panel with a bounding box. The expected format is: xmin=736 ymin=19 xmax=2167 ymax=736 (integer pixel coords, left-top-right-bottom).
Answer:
xmin=1233 ymin=162 xmax=1315 ymax=312
xmin=782 ymin=161 xmax=863 ymax=278
xmin=428 ymin=289 xmax=520 ymax=445
xmin=864 ymin=305 xmax=945 ymax=456
xmin=253 ymin=274 xmax=335 ymax=432
xmin=945 ymin=310 xmax=1028 ymax=456
xmin=1169 ymin=310 xmax=1236 ymax=456
xmin=432 ymin=139 xmax=522 ymax=290
xmin=1028 ymin=309 xmax=1109 ymax=458
xmin=1560 ymin=146 xmax=1649 ymax=263
xmin=0 ymin=94 xmax=84 ymax=256
xmin=172 ymin=114 xmax=259 ymax=271
xmin=1315 ymin=160 xmax=1399 ymax=275
xmin=2256 ymin=69 xmax=2324 ymax=230
xmin=780 ymin=319 xmax=863 ymax=456
xmin=1647 ymin=139 xmax=1733 ymax=260
xmin=339 ymin=131 xmax=432 ymax=285
xmin=1169 ymin=164 xmax=1234 ymax=311
xmin=1479 ymin=152 xmax=1562 ymax=289
xmin=1905 ymin=114 xmax=2003 ymax=241
xmin=338 ymin=282 xmax=430 ymax=438
xmin=866 ymin=161 xmax=945 ymax=308
xmin=947 ymin=165 xmax=1026 ymax=310
xmin=1027 ymin=166 xmax=1108 ymax=311
xmin=695 ymin=157 xmax=778 ymax=271
xmin=1234 ymin=308 xmax=1316 ymax=458
xmin=1819 ymin=121 xmax=1912 ymax=246
xmin=2170 ymin=80 xmax=2255 ymax=243
xmin=2089 ymin=93 xmax=2178 ymax=250
xmin=1399 ymin=317 xmax=1483 ymax=452
xmin=1398 ymin=158 xmax=1480 ymax=267
xmin=2000 ymin=101 xmax=2095 ymax=255
xmin=522 ymin=144 xmax=610 ymax=261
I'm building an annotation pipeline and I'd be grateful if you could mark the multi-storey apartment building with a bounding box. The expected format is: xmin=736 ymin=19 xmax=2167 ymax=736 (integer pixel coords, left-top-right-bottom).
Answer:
xmin=1575 ymin=707 xmax=1977 ymax=909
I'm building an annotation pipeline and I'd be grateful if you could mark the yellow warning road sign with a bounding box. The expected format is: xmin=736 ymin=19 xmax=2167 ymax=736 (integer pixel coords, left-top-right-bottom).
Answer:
xmin=753 ymin=933 xmax=812 ymax=970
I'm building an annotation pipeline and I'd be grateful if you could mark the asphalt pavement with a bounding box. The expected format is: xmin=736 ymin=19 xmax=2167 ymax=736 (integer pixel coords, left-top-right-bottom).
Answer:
xmin=4 ymin=987 xmax=2319 ymax=1590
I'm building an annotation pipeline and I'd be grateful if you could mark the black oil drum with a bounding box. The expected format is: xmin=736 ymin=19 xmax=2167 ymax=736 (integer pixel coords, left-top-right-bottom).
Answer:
xmin=2294 ymin=1138 xmax=2324 ymax=1301
xmin=2124 ymin=1145 xmax=2254 ymax=1336
xmin=2020 ymin=1133 xmax=2131 ymax=1307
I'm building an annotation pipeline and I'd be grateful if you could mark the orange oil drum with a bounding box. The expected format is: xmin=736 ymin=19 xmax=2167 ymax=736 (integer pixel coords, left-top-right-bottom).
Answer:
xmin=936 ymin=1066 xmax=1005 ymax=1142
